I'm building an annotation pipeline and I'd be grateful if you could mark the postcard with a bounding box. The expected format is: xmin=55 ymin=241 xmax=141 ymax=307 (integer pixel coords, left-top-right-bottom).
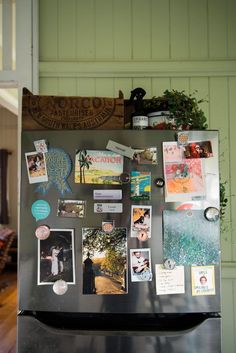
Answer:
xmin=130 ymin=248 xmax=152 ymax=282
xmin=155 ymin=264 xmax=185 ymax=295
xmin=93 ymin=189 xmax=122 ymax=200
xmin=131 ymin=205 xmax=152 ymax=241
xmin=130 ymin=171 xmax=151 ymax=201
xmin=164 ymin=159 xmax=206 ymax=202
xmin=163 ymin=142 xmax=184 ymax=163
xmin=94 ymin=203 xmax=123 ymax=213
xmin=163 ymin=210 xmax=220 ymax=266
xmin=133 ymin=147 xmax=157 ymax=165
xmin=191 ymin=266 xmax=216 ymax=296
xmin=25 ymin=151 xmax=48 ymax=184
xmin=75 ymin=150 xmax=123 ymax=184
xmin=82 ymin=227 xmax=127 ymax=295
xmin=57 ymin=199 xmax=86 ymax=218
xmin=184 ymin=141 xmax=213 ymax=159
xmin=38 ymin=228 xmax=75 ymax=285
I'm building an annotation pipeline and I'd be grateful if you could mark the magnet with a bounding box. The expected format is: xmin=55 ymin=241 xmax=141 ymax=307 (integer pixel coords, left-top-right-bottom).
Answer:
xmin=163 ymin=258 xmax=176 ymax=270
xmin=35 ymin=225 xmax=50 ymax=240
xmin=102 ymin=221 xmax=115 ymax=233
xmin=154 ymin=178 xmax=165 ymax=188
xmin=31 ymin=200 xmax=51 ymax=221
xmin=204 ymin=207 xmax=220 ymax=222
xmin=119 ymin=172 xmax=130 ymax=184
xmin=177 ymin=132 xmax=189 ymax=146
xmin=137 ymin=230 xmax=149 ymax=242
xmin=53 ymin=279 xmax=68 ymax=295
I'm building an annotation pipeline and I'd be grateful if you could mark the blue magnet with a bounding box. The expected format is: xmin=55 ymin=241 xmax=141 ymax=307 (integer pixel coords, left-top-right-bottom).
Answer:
xmin=31 ymin=200 xmax=51 ymax=221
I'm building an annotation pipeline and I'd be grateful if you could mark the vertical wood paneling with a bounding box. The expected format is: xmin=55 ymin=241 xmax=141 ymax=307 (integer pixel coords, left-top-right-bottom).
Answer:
xmin=189 ymin=77 xmax=209 ymax=125
xmin=151 ymin=0 xmax=170 ymax=60
xmin=95 ymin=78 xmax=114 ymax=96
xmin=0 ymin=108 xmax=18 ymax=230
xmin=228 ymin=78 xmax=236 ymax=261
xmin=113 ymin=0 xmax=132 ymax=60
xmin=39 ymin=78 xmax=59 ymax=95
xmin=76 ymin=0 xmax=95 ymax=59
xmin=58 ymin=78 xmax=77 ymax=96
xmin=170 ymin=0 xmax=189 ymax=59
xmin=170 ymin=78 xmax=190 ymax=93
xmin=132 ymin=0 xmax=152 ymax=59
xmin=95 ymin=0 xmax=113 ymax=59
xmin=151 ymin=78 xmax=171 ymax=98
xmin=222 ymin=279 xmax=235 ymax=353
xmin=208 ymin=0 xmax=227 ymax=58
xmin=114 ymin=78 xmax=133 ymax=99
xmin=39 ymin=0 xmax=58 ymax=60
xmin=76 ymin=78 xmax=96 ymax=96
xmin=189 ymin=0 xmax=208 ymax=59
xmin=227 ymin=0 xmax=236 ymax=58
xmin=132 ymin=78 xmax=152 ymax=98
xmin=58 ymin=0 xmax=76 ymax=60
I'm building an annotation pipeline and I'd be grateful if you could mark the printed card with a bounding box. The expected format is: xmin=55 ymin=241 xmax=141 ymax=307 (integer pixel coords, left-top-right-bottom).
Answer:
xmin=25 ymin=151 xmax=48 ymax=184
xmin=131 ymin=205 xmax=152 ymax=241
xmin=130 ymin=248 xmax=152 ymax=282
xmin=191 ymin=266 xmax=216 ymax=296
xmin=155 ymin=264 xmax=185 ymax=295
xmin=82 ymin=227 xmax=127 ymax=295
xmin=94 ymin=203 xmax=123 ymax=213
xmin=75 ymin=150 xmax=123 ymax=184
xmin=130 ymin=171 xmax=151 ymax=201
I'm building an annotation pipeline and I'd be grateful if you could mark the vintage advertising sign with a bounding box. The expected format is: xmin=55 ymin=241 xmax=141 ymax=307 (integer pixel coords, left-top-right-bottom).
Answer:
xmin=22 ymin=88 xmax=124 ymax=130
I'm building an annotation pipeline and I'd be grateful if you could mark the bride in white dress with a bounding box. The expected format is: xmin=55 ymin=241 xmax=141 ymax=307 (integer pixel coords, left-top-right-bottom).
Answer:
xmin=51 ymin=246 xmax=60 ymax=275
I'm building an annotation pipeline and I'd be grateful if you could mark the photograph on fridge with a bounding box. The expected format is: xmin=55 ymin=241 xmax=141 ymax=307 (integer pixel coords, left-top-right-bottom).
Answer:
xmin=75 ymin=150 xmax=123 ymax=184
xmin=130 ymin=248 xmax=152 ymax=282
xmin=191 ymin=265 xmax=216 ymax=296
xmin=184 ymin=141 xmax=213 ymax=159
xmin=133 ymin=147 xmax=157 ymax=165
xmin=131 ymin=205 xmax=152 ymax=241
xmin=57 ymin=199 xmax=86 ymax=218
xmin=38 ymin=229 xmax=75 ymax=285
xmin=25 ymin=151 xmax=48 ymax=184
xmin=82 ymin=227 xmax=127 ymax=295
xmin=163 ymin=210 xmax=220 ymax=266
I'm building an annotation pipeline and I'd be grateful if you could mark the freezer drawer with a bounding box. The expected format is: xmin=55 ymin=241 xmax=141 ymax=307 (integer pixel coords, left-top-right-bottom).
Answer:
xmin=17 ymin=314 xmax=221 ymax=353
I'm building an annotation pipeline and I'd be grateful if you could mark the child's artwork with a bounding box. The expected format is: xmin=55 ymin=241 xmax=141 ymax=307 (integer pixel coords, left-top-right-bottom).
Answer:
xmin=75 ymin=150 xmax=123 ymax=184
xmin=133 ymin=147 xmax=157 ymax=165
xmin=82 ymin=227 xmax=127 ymax=295
xmin=25 ymin=151 xmax=48 ymax=184
xmin=130 ymin=248 xmax=152 ymax=282
xmin=184 ymin=141 xmax=213 ymax=159
xmin=163 ymin=142 xmax=184 ymax=163
xmin=163 ymin=210 xmax=220 ymax=266
xmin=38 ymin=229 xmax=75 ymax=285
xmin=130 ymin=171 xmax=151 ymax=201
xmin=191 ymin=265 xmax=216 ymax=296
xmin=131 ymin=205 xmax=152 ymax=241
xmin=164 ymin=159 xmax=206 ymax=202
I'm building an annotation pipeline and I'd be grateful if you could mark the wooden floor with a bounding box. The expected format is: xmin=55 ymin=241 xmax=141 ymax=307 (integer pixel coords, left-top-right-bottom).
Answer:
xmin=0 ymin=270 xmax=17 ymax=353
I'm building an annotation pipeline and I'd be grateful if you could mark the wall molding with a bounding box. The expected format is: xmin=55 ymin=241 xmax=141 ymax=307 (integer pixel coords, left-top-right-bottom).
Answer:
xmin=40 ymin=60 xmax=236 ymax=78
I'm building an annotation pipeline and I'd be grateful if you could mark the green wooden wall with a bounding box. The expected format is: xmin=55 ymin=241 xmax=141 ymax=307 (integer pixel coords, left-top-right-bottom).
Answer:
xmin=39 ymin=1 xmax=236 ymax=352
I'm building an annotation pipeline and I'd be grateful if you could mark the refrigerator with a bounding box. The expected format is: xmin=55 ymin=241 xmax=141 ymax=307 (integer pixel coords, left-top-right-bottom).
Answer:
xmin=18 ymin=129 xmax=221 ymax=353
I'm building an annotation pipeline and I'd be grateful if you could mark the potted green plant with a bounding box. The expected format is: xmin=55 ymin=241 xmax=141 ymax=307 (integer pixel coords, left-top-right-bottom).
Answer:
xmin=143 ymin=89 xmax=208 ymax=130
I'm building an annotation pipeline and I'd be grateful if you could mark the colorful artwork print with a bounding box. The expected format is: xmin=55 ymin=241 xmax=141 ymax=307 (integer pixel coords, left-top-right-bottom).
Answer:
xmin=163 ymin=210 xmax=220 ymax=266
xmin=130 ymin=249 xmax=152 ymax=282
xmin=57 ymin=199 xmax=86 ymax=218
xmin=164 ymin=159 xmax=205 ymax=202
xmin=75 ymin=150 xmax=123 ymax=184
xmin=133 ymin=147 xmax=157 ymax=165
xmin=82 ymin=227 xmax=127 ymax=295
xmin=191 ymin=266 xmax=216 ymax=296
xmin=130 ymin=171 xmax=151 ymax=201
xmin=163 ymin=142 xmax=184 ymax=163
xmin=25 ymin=151 xmax=48 ymax=184
xmin=184 ymin=141 xmax=213 ymax=159
xmin=38 ymin=229 xmax=75 ymax=285
xmin=131 ymin=205 xmax=152 ymax=241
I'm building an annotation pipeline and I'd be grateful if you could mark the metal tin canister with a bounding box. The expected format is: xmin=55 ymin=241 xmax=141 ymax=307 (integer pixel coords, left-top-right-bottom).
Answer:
xmin=132 ymin=115 xmax=148 ymax=130
xmin=147 ymin=111 xmax=169 ymax=127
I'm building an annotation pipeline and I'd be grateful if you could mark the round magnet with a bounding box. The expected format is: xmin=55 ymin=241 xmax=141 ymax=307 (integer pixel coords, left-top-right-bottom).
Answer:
xmin=102 ymin=221 xmax=114 ymax=233
xmin=35 ymin=225 xmax=50 ymax=240
xmin=31 ymin=200 xmax=51 ymax=221
xmin=137 ymin=230 xmax=149 ymax=242
xmin=163 ymin=258 xmax=176 ymax=270
xmin=53 ymin=280 xmax=68 ymax=295
xmin=154 ymin=178 xmax=165 ymax=188
xmin=204 ymin=207 xmax=220 ymax=222
xmin=119 ymin=172 xmax=130 ymax=184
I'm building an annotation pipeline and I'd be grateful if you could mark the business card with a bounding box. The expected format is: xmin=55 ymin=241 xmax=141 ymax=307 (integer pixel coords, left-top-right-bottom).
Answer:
xmin=93 ymin=189 xmax=122 ymax=200
xmin=94 ymin=203 xmax=123 ymax=213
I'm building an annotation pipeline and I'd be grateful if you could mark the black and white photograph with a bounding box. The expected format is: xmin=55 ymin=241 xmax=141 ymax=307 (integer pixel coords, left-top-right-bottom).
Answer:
xmin=57 ymin=199 xmax=86 ymax=218
xmin=38 ymin=229 xmax=75 ymax=285
xmin=130 ymin=248 xmax=152 ymax=282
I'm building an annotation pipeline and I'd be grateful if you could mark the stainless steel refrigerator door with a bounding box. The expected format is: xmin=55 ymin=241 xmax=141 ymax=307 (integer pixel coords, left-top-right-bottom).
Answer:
xmin=19 ymin=130 xmax=221 ymax=314
xmin=17 ymin=315 xmax=221 ymax=353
